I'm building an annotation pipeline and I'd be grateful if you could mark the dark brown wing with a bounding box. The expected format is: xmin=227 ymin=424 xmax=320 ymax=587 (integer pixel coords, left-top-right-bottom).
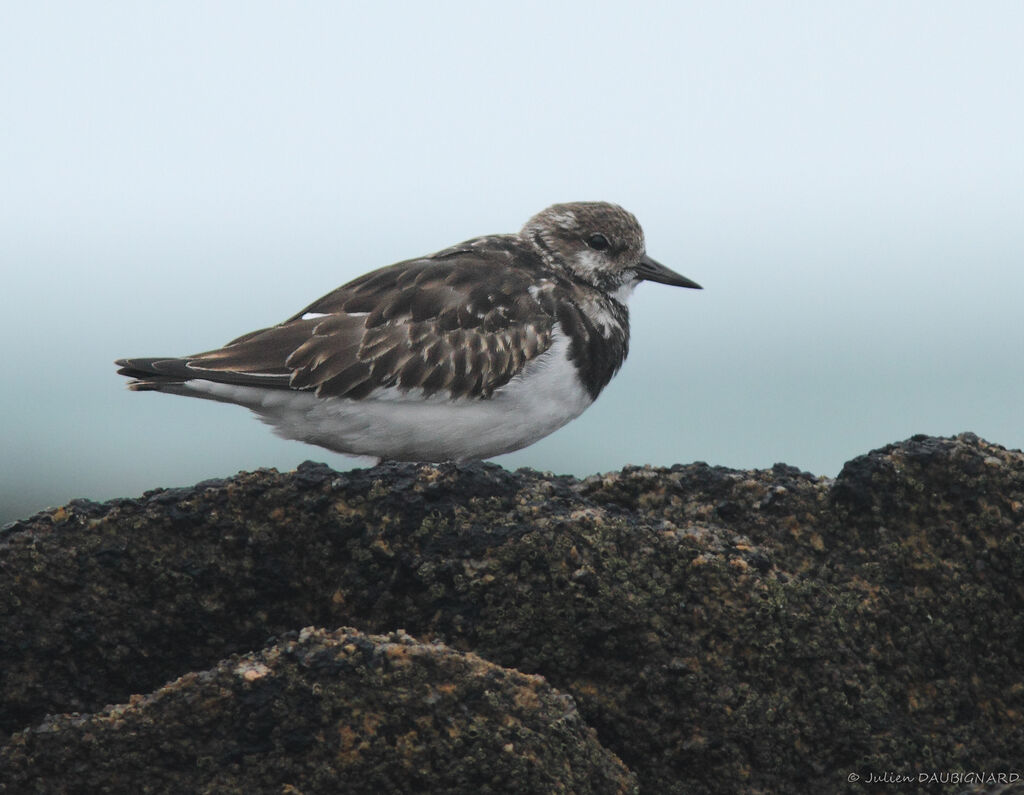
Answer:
xmin=138 ymin=237 xmax=559 ymax=400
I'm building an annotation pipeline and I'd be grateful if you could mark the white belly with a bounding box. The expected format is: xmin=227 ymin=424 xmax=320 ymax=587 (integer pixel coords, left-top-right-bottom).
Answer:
xmin=179 ymin=329 xmax=593 ymax=461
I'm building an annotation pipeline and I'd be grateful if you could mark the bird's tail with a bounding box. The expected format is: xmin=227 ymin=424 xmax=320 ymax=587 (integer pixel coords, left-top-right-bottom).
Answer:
xmin=115 ymin=357 xmax=193 ymax=391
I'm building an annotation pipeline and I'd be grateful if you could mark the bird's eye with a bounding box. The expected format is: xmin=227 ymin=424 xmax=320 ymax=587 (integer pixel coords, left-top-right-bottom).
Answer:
xmin=586 ymin=233 xmax=610 ymax=251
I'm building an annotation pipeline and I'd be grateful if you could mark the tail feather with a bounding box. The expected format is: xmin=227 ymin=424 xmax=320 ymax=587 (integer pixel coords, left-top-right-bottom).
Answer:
xmin=115 ymin=357 xmax=191 ymax=391
xmin=114 ymin=357 xmax=292 ymax=390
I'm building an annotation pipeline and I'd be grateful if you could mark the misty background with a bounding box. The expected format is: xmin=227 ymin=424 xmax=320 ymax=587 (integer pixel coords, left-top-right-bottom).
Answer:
xmin=2 ymin=2 xmax=1022 ymax=525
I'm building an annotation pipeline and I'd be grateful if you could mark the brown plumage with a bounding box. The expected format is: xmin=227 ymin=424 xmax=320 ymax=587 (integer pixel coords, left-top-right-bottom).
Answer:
xmin=116 ymin=202 xmax=701 ymax=461
xmin=118 ymin=240 xmax=559 ymax=400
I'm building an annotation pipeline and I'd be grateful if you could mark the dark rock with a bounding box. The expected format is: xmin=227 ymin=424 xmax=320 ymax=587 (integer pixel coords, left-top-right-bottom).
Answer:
xmin=1 ymin=434 xmax=1022 ymax=794
xmin=1 ymin=627 xmax=635 ymax=794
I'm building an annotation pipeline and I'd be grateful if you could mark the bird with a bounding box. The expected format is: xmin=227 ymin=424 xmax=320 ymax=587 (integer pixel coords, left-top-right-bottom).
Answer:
xmin=116 ymin=202 xmax=701 ymax=462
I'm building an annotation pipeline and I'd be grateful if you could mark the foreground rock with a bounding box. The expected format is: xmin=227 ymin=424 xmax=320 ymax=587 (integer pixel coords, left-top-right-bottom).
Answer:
xmin=1 ymin=627 xmax=634 ymax=794
xmin=1 ymin=433 xmax=1022 ymax=793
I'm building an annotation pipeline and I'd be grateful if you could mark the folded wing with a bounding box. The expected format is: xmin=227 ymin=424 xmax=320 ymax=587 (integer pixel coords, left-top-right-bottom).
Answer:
xmin=117 ymin=241 xmax=557 ymax=400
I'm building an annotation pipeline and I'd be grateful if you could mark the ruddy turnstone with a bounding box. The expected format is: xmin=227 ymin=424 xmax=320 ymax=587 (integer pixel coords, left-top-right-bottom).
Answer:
xmin=116 ymin=202 xmax=701 ymax=461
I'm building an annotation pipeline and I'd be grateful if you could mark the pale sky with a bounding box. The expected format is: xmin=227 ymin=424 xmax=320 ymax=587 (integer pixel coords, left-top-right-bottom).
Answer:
xmin=2 ymin=2 xmax=1023 ymax=524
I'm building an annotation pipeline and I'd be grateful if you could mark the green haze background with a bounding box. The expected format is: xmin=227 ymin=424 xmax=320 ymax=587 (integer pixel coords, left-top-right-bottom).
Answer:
xmin=2 ymin=2 xmax=1022 ymax=524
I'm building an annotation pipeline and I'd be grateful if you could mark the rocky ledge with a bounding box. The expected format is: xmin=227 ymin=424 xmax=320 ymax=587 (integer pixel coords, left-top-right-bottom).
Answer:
xmin=1 ymin=433 xmax=1022 ymax=794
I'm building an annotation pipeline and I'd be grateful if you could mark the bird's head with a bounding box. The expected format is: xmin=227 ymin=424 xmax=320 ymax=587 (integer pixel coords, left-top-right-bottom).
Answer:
xmin=521 ymin=201 xmax=701 ymax=298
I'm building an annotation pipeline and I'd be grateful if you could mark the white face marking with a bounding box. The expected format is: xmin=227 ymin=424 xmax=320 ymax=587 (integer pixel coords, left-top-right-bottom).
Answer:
xmin=573 ymin=250 xmax=607 ymax=274
xmin=611 ymin=280 xmax=636 ymax=305
xmin=549 ymin=210 xmax=578 ymax=228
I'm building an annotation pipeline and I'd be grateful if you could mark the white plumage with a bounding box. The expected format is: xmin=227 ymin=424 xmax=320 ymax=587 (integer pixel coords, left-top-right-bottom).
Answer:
xmin=175 ymin=328 xmax=591 ymax=461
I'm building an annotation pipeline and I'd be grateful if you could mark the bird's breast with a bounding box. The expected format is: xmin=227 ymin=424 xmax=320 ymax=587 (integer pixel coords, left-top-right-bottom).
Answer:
xmin=553 ymin=293 xmax=630 ymax=401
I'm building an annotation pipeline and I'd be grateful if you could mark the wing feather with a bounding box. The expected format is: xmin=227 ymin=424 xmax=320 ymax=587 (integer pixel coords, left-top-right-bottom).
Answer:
xmin=138 ymin=239 xmax=560 ymax=400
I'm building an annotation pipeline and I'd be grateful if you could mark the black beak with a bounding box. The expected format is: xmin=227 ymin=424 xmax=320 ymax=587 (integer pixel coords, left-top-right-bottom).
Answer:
xmin=635 ymin=254 xmax=702 ymax=289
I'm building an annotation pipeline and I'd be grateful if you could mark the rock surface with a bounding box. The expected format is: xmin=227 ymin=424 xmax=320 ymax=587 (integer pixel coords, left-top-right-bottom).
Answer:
xmin=1 ymin=433 xmax=1022 ymax=793
xmin=1 ymin=627 xmax=634 ymax=794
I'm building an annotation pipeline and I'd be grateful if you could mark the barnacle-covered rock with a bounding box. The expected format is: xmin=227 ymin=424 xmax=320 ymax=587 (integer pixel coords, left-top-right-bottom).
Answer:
xmin=2 ymin=434 xmax=1021 ymax=793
